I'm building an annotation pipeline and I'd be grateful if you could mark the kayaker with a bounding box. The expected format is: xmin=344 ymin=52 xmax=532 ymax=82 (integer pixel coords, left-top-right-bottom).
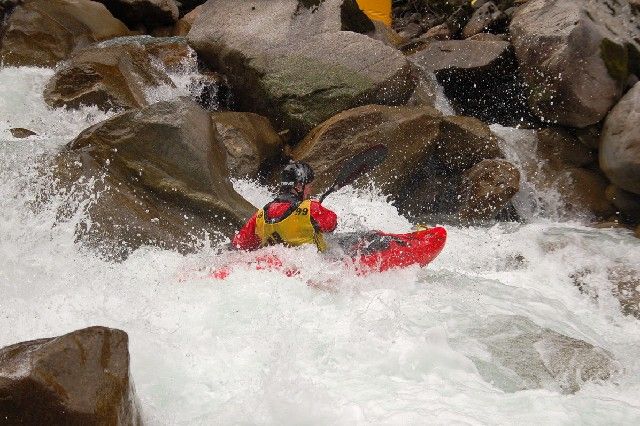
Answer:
xmin=232 ymin=161 xmax=337 ymax=251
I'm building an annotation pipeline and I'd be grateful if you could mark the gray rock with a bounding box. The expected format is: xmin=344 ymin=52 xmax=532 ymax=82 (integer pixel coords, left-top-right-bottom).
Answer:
xmin=0 ymin=327 xmax=142 ymax=425
xmin=510 ymin=0 xmax=640 ymax=127
xmin=9 ymin=128 xmax=36 ymax=138
xmin=187 ymin=0 xmax=414 ymax=141
xmin=466 ymin=316 xmax=620 ymax=393
xmin=600 ymin=82 xmax=640 ymax=195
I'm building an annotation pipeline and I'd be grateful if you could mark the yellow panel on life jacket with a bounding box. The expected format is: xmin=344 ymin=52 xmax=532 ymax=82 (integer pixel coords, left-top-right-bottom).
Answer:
xmin=255 ymin=199 xmax=327 ymax=252
xmin=355 ymin=0 xmax=391 ymax=26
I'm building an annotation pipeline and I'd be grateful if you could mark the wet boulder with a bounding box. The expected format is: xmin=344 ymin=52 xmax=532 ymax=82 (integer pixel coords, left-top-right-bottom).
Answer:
xmin=600 ymin=82 xmax=640 ymax=195
xmin=510 ymin=0 xmax=640 ymax=127
xmin=43 ymin=41 xmax=174 ymax=111
xmin=556 ymin=168 xmax=615 ymax=219
xmin=94 ymin=0 xmax=179 ymax=30
xmin=458 ymin=159 xmax=520 ymax=222
xmin=462 ymin=1 xmax=507 ymax=39
xmin=536 ymin=128 xmax=595 ymax=169
xmin=0 ymin=0 xmax=130 ymax=67
xmin=211 ymin=112 xmax=284 ymax=181
xmin=467 ymin=316 xmax=620 ymax=394
xmin=187 ymin=0 xmax=415 ymax=141
xmin=51 ymin=98 xmax=255 ymax=259
xmin=292 ymin=104 xmax=506 ymax=216
xmin=605 ymin=185 xmax=640 ymax=223
xmin=0 ymin=326 xmax=141 ymax=425
xmin=409 ymin=40 xmax=533 ymax=126
xmin=174 ymin=3 xmax=204 ymax=36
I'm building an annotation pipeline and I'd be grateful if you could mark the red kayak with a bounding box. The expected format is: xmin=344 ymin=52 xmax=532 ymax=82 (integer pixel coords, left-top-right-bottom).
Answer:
xmin=210 ymin=226 xmax=447 ymax=279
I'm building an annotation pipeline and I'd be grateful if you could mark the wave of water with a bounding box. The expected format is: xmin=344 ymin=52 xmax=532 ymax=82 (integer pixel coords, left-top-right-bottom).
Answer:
xmin=1 ymin=67 xmax=640 ymax=424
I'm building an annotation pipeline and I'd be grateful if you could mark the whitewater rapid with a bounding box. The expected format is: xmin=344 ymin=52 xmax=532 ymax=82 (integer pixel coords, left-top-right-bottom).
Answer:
xmin=1 ymin=67 xmax=640 ymax=424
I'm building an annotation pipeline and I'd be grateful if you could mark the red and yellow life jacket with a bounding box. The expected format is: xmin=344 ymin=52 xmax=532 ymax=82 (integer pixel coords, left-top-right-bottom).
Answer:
xmin=255 ymin=199 xmax=327 ymax=252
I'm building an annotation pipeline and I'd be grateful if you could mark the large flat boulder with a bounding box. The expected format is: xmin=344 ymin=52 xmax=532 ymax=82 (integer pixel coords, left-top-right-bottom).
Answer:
xmin=51 ymin=98 xmax=255 ymax=259
xmin=510 ymin=0 xmax=640 ymax=127
xmin=409 ymin=40 xmax=534 ymax=126
xmin=43 ymin=41 xmax=174 ymax=111
xmin=0 ymin=0 xmax=130 ymax=67
xmin=187 ymin=0 xmax=415 ymax=141
xmin=94 ymin=0 xmax=179 ymax=30
xmin=0 ymin=327 xmax=141 ymax=425
xmin=600 ymin=82 xmax=640 ymax=195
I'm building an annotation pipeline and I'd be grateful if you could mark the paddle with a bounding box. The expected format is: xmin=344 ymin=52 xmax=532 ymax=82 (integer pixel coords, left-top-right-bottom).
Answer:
xmin=318 ymin=144 xmax=389 ymax=203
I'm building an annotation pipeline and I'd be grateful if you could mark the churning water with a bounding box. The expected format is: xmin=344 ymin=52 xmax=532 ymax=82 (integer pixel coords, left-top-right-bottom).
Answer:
xmin=1 ymin=67 xmax=640 ymax=425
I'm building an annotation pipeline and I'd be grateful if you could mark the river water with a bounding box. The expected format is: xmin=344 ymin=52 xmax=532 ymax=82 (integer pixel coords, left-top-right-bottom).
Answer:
xmin=1 ymin=67 xmax=640 ymax=424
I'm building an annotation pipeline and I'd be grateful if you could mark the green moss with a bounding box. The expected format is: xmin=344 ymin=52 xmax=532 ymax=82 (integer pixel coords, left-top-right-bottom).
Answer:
xmin=600 ymin=38 xmax=629 ymax=82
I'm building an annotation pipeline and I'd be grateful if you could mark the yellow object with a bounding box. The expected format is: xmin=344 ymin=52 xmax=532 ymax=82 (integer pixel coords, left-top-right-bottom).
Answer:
xmin=255 ymin=200 xmax=327 ymax=252
xmin=356 ymin=0 xmax=392 ymax=27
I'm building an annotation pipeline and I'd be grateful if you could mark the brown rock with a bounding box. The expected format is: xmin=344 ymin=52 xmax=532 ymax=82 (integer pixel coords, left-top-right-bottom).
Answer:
xmin=188 ymin=0 xmax=415 ymax=141
xmin=292 ymin=104 xmax=503 ymax=215
xmin=636 ymin=225 xmax=640 ymax=239
xmin=0 ymin=326 xmax=141 ymax=425
xmin=462 ymin=1 xmax=507 ymax=39
xmin=43 ymin=41 xmax=174 ymax=111
xmin=51 ymin=98 xmax=254 ymax=259
xmin=536 ymin=128 xmax=595 ymax=169
xmin=510 ymin=0 xmax=640 ymax=127
xmin=174 ymin=3 xmax=204 ymax=36
xmin=459 ymin=159 xmax=520 ymax=221
xmin=9 ymin=128 xmax=37 ymax=138
xmin=467 ymin=33 xmax=507 ymax=41
xmin=211 ymin=112 xmax=284 ymax=180
xmin=600 ymin=82 xmax=640 ymax=195
xmin=436 ymin=115 xmax=503 ymax=173
xmin=94 ymin=0 xmax=179 ymax=30
xmin=556 ymin=168 xmax=615 ymax=219
xmin=423 ymin=23 xmax=452 ymax=40
xmin=0 ymin=0 xmax=130 ymax=67
xmin=605 ymin=185 xmax=640 ymax=222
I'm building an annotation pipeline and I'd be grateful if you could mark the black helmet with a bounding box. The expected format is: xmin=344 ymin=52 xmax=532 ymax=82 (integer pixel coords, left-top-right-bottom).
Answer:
xmin=281 ymin=161 xmax=314 ymax=187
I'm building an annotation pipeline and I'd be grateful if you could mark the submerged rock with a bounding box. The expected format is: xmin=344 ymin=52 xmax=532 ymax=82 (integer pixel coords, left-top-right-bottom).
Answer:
xmin=600 ymin=82 xmax=640 ymax=196
xmin=211 ymin=112 xmax=284 ymax=181
xmin=187 ymin=0 xmax=415 ymax=141
xmin=0 ymin=326 xmax=142 ymax=425
xmin=609 ymin=266 xmax=640 ymax=320
xmin=43 ymin=41 xmax=174 ymax=111
xmin=51 ymin=98 xmax=254 ymax=259
xmin=9 ymin=128 xmax=37 ymax=139
xmin=0 ymin=0 xmax=130 ymax=67
xmin=467 ymin=315 xmax=620 ymax=394
xmin=94 ymin=0 xmax=179 ymax=30
xmin=409 ymin=40 xmax=533 ymax=126
xmin=510 ymin=0 xmax=640 ymax=127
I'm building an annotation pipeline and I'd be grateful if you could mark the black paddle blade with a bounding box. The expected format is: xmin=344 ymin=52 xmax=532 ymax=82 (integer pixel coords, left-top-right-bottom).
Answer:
xmin=320 ymin=144 xmax=388 ymax=202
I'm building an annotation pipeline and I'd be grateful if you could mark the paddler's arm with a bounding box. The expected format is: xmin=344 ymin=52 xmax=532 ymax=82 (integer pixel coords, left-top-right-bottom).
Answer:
xmin=310 ymin=201 xmax=337 ymax=233
xmin=232 ymin=212 xmax=261 ymax=251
